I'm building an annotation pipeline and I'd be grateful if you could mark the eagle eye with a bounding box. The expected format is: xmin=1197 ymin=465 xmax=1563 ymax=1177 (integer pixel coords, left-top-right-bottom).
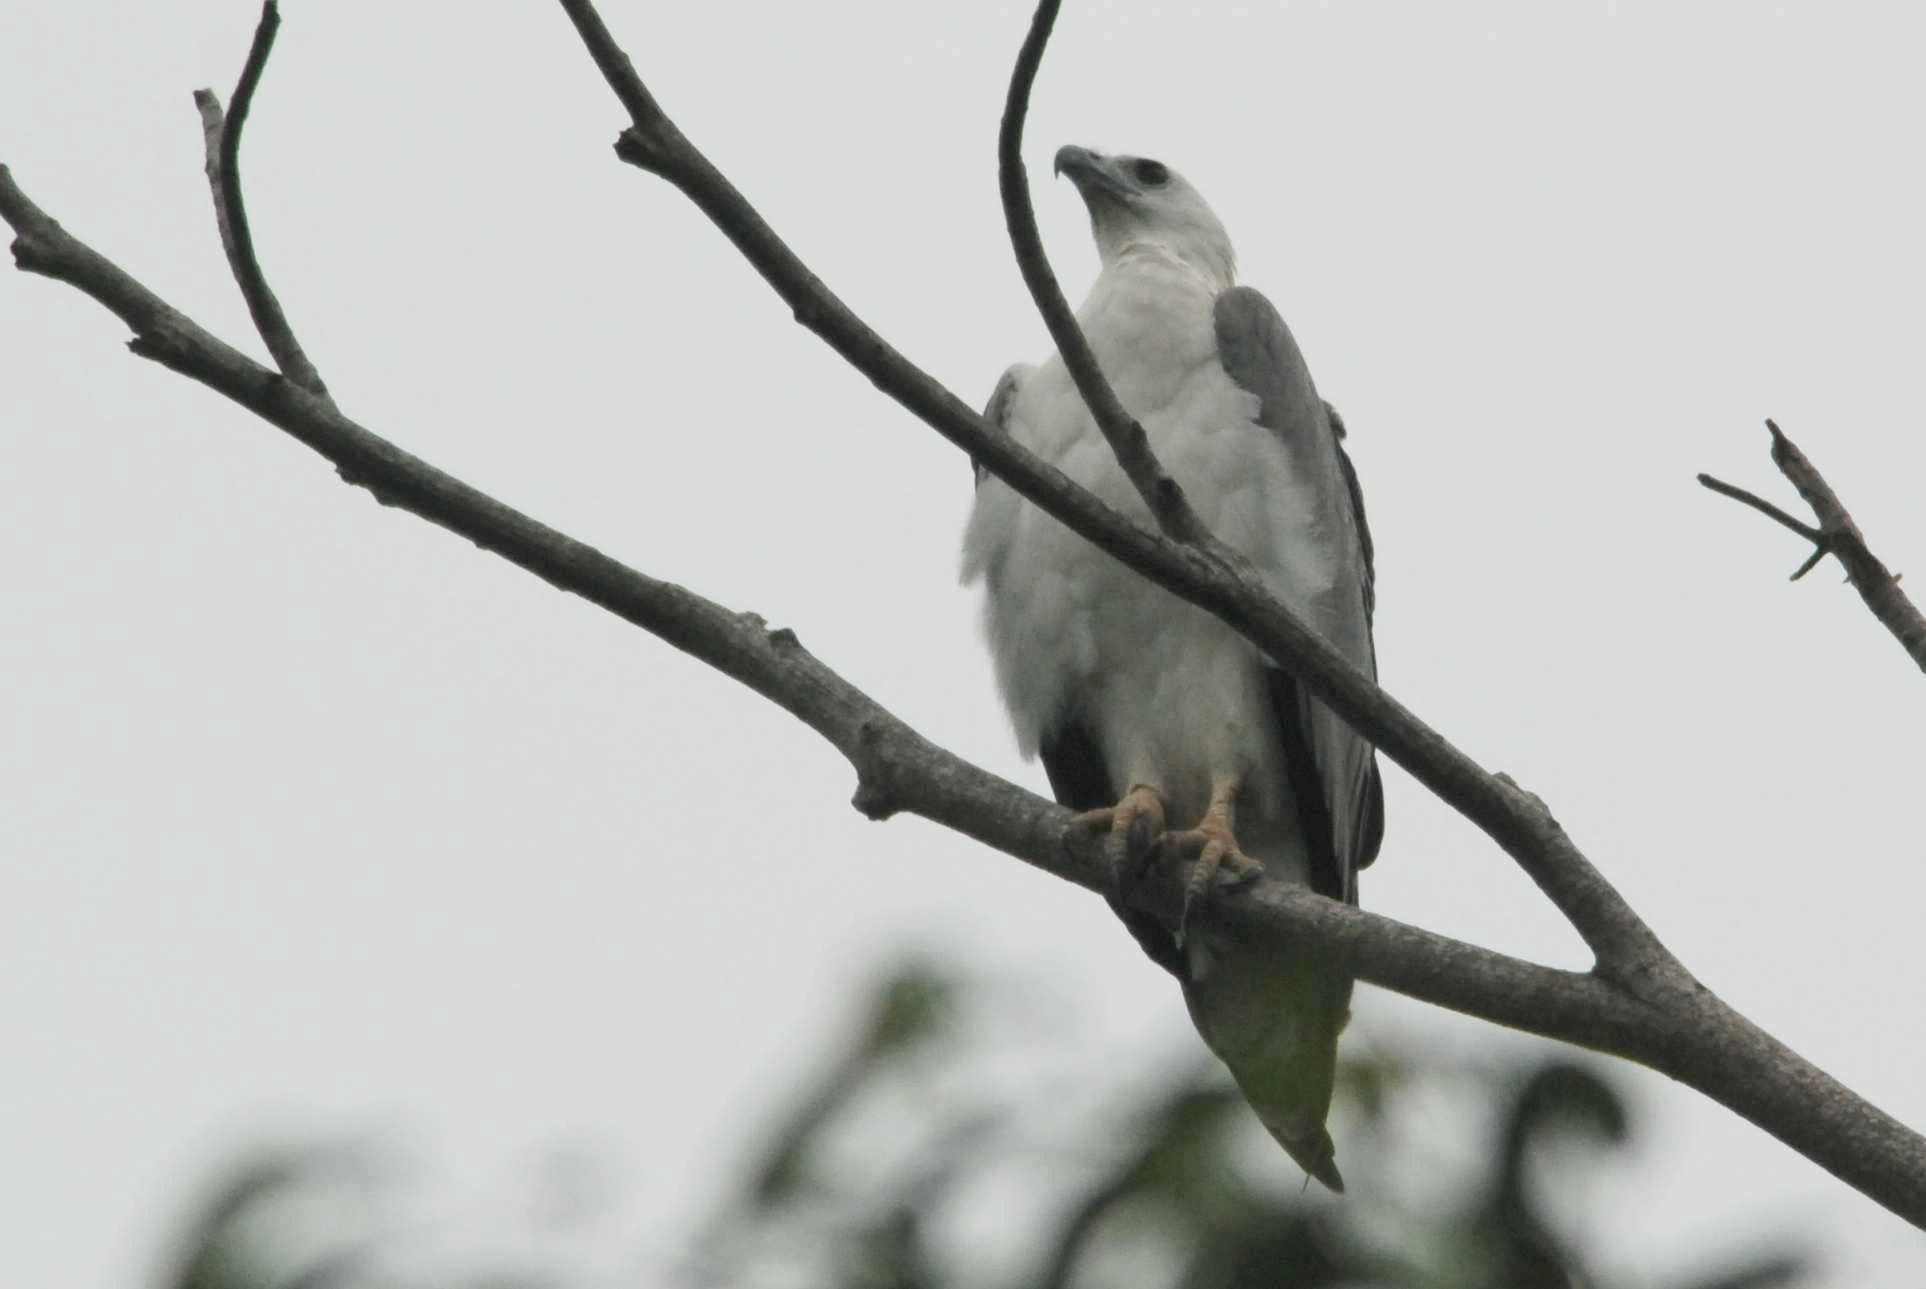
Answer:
xmin=1131 ymin=159 xmax=1169 ymax=187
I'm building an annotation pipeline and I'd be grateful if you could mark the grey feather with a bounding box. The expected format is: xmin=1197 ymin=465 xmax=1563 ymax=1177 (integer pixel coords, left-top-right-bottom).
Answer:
xmin=1213 ymin=286 xmax=1384 ymax=897
xmin=1325 ymin=401 xmax=1377 ymax=623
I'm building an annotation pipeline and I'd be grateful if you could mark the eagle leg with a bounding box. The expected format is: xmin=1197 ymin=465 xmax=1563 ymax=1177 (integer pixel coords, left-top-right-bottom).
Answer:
xmin=1166 ymin=774 xmax=1263 ymax=944
xmin=1072 ymin=783 xmax=1168 ymax=901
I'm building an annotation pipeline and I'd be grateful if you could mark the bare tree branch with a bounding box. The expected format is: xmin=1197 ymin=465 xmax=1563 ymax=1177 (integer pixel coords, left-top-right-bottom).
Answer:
xmin=1702 ymin=419 xmax=1926 ymax=671
xmin=7 ymin=0 xmax=1926 ymax=1230
xmin=189 ymin=0 xmax=330 ymax=402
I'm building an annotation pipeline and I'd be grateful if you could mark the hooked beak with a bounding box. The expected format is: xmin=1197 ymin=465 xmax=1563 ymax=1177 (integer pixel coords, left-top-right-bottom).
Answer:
xmin=1053 ymin=144 xmax=1132 ymax=203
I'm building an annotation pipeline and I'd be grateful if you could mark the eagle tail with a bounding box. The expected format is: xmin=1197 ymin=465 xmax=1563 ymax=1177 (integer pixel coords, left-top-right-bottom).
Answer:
xmin=1182 ymin=935 xmax=1351 ymax=1194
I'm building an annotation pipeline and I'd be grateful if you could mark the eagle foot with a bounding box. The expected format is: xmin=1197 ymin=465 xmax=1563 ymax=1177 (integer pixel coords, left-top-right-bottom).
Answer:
xmin=1072 ymin=784 xmax=1168 ymax=904
xmin=1165 ymin=813 xmax=1263 ymax=946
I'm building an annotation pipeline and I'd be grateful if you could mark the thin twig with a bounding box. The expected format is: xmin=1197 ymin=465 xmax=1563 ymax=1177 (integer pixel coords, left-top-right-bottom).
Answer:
xmin=995 ymin=0 xmax=1211 ymax=545
xmin=1695 ymin=472 xmax=1824 ymax=549
xmin=191 ymin=1 xmax=330 ymax=401
xmin=1788 ymin=544 xmax=1829 ymax=584
xmin=1702 ymin=420 xmax=1926 ymax=671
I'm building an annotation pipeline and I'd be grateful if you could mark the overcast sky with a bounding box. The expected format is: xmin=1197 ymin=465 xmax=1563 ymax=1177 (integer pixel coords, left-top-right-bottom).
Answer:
xmin=7 ymin=2 xmax=1926 ymax=1285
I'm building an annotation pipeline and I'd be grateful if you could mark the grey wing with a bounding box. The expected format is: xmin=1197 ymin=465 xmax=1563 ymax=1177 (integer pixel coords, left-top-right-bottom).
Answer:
xmin=1214 ymin=286 xmax=1384 ymax=903
xmin=1324 ymin=401 xmax=1376 ymax=625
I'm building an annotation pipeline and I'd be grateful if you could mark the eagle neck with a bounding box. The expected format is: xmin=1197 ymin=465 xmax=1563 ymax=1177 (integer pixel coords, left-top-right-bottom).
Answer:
xmin=1106 ymin=238 xmax=1234 ymax=294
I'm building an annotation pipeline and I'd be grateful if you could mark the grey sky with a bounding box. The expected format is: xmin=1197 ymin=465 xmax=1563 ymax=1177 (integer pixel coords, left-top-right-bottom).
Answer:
xmin=5 ymin=1 xmax=1926 ymax=1284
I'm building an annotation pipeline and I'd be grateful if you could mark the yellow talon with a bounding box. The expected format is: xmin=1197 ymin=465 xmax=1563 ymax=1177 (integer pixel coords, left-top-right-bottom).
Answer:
xmin=1164 ymin=775 xmax=1263 ymax=942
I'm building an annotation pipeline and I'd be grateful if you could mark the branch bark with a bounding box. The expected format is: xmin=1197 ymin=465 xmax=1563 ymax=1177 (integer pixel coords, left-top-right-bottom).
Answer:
xmin=4 ymin=0 xmax=1926 ymax=1230
xmin=1701 ymin=419 xmax=1926 ymax=671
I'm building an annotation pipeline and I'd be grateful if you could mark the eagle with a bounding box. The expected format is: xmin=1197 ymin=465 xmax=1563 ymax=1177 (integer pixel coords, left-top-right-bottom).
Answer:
xmin=962 ymin=145 xmax=1382 ymax=1190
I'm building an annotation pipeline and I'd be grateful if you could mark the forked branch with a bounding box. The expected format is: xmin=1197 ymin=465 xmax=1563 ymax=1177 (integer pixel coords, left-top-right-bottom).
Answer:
xmin=190 ymin=0 xmax=331 ymax=402
xmin=1701 ymin=419 xmax=1926 ymax=671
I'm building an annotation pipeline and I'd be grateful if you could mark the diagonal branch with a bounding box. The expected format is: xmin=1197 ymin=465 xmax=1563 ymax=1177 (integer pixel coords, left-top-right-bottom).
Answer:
xmin=554 ymin=0 xmax=1665 ymax=983
xmin=1701 ymin=419 xmax=1926 ymax=671
xmin=190 ymin=0 xmax=331 ymax=402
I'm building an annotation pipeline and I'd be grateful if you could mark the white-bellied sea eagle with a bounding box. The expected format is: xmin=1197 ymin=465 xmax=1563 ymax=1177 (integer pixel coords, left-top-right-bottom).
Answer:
xmin=962 ymin=145 xmax=1383 ymax=1191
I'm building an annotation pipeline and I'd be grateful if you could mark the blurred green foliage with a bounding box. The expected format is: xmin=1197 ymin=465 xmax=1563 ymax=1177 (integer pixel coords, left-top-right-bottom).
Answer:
xmin=158 ymin=958 xmax=1809 ymax=1289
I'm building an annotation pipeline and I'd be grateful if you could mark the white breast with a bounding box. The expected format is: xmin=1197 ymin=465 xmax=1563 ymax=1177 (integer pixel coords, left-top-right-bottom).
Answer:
xmin=962 ymin=251 xmax=1328 ymax=871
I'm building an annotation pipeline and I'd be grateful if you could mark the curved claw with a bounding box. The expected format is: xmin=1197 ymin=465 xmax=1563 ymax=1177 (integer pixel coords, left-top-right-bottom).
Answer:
xmin=1071 ymin=785 xmax=1168 ymax=905
xmin=1168 ymin=820 xmax=1263 ymax=946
